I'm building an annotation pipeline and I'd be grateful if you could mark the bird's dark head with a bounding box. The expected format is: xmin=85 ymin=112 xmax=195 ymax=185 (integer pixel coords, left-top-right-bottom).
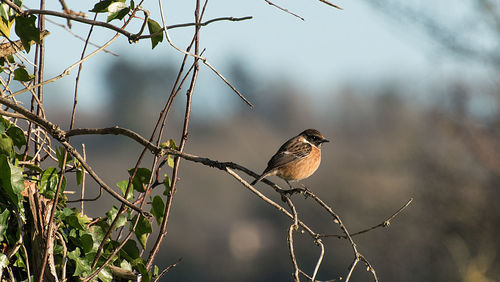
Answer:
xmin=300 ymin=129 xmax=329 ymax=147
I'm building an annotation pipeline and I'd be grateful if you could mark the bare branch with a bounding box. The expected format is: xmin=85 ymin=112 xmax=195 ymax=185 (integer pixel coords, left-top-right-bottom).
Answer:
xmin=320 ymin=198 xmax=413 ymax=239
xmin=0 ymin=96 xmax=146 ymax=214
xmin=264 ymin=0 xmax=305 ymax=21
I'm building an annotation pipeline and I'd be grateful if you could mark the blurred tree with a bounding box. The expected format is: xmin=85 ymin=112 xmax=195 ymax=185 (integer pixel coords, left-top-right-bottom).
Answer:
xmin=105 ymin=59 xmax=177 ymax=130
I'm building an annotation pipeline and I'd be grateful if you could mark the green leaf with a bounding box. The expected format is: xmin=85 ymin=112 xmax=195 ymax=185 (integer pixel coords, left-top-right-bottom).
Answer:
xmin=128 ymin=168 xmax=151 ymax=193
xmin=0 ymin=2 xmax=17 ymax=38
xmin=150 ymin=196 xmax=165 ymax=225
xmin=97 ymin=266 xmax=113 ymax=282
xmin=14 ymin=15 xmax=40 ymax=53
xmin=147 ymin=18 xmax=163 ymax=49
xmin=40 ymin=167 xmax=65 ymax=199
xmin=132 ymin=258 xmax=151 ymax=282
xmin=89 ymin=0 xmax=113 ymax=13
xmin=12 ymin=0 xmax=23 ymax=16
xmin=0 ymin=209 xmax=10 ymax=241
xmin=55 ymin=147 xmax=72 ymax=169
xmin=80 ymin=232 xmax=94 ymax=253
xmin=0 ymin=253 xmax=8 ymax=272
xmin=107 ymin=2 xmax=129 ymax=22
xmin=163 ymin=174 xmax=172 ymax=196
xmin=0 ymin=5 xmax=10 ymax=21
xmin=130 ymin=0 xmax=135 ymax=11
xmin=62 ymin=208 xmax=90 ymax=230
xmin=121 ymin=239 xmax=140 ymax=259
xmin=167 ymin=155 xmax=175 ymax=168
xmin=0 ymin=155 xmax=24 ymax=212
xmin=68 ymin=248 xmax=92 ymax=277
xmin=0 ymin=117 xmax=9 ymax=133
xmin=0 ymin=133 xmax=13 ymax=156
xmin=106 ymin=206 xmax=127 ymax=229
xmin=131 ymin=214 xmax=152 ymax=249
xmin=116 ymin=180 xmax=133 ymax=200
xmin=6 ymin=125 xmax=25 ymax=149
xmin=76 ymin=168 xmax=83 ymax=185
xmin=120 ymin=259 xmax=132 ymax=271
xmin=0 ymin=18 xmax=14 ymax=38
xmin=13 ymin=67 xmax=34 ymax=82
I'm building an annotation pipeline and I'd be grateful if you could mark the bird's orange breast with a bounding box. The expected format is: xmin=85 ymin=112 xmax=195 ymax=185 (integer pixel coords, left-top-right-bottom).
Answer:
xmin=277 ymin=146 xmax=321 ymax=181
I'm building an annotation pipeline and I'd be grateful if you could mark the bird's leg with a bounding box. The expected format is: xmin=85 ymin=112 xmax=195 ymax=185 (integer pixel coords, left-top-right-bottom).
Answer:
xmin=281 ymin=180 xmax=307 ymax=196
xmin=298 ymin=182 xmax=311 ymax=197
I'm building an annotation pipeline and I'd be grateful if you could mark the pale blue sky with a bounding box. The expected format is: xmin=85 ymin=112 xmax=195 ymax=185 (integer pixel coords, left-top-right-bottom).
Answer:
xmin=22 ymin=0 xmax=488 ymax=113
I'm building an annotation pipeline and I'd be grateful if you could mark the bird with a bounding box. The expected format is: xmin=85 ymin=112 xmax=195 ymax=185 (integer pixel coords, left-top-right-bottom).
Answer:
xmin=251 ymin=129 xmax=329 ymax=188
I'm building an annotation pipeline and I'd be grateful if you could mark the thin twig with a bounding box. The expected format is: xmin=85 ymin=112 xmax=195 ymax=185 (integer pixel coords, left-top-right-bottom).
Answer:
xmin=146 ymin=0 xmax=203 ymax=270
xmin=284 ymin=196 xmax=300 ymax=281
xmin=264 ymin=0 xmax=305 ymax=21
xmin=312 ymin=238 xmax=325 ymax=281
xmin=157 ymin=0 xmax=253 ymax=107
xmin=320 ymin=198 xmax=413 ymax=239
xmin=0 ymin=96 xmax=146 ymax=214
xmin=45 ymin=18 xmax=118 ymax=56
xmin=154 ymin=258 xmax=183 ymax=282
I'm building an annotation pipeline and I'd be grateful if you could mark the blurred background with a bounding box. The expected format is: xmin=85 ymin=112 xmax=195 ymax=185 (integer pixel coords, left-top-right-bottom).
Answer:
xmin=21 ymin=0 xmax=500 ymax=281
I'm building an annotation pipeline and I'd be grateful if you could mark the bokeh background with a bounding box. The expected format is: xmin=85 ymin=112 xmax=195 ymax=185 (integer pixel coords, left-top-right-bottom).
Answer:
xmin=20 ymin=0 xmax=500 ymax=281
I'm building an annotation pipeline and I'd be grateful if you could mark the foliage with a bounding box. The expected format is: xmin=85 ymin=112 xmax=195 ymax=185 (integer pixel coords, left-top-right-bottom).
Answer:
xmin=0 ymin=115 xmax=162 ymax=280
xmin=0 ymin=0 xmax=169 ymax=278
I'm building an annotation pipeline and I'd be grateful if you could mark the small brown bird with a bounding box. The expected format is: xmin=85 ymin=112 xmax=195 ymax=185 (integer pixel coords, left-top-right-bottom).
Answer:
xmin=251 ymin=129 xmax=329 ymax=187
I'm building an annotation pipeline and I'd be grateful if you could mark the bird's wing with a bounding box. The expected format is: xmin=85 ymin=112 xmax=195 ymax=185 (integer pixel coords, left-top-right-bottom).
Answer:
xmin=263 ymin=138 xmax=312 ymax=173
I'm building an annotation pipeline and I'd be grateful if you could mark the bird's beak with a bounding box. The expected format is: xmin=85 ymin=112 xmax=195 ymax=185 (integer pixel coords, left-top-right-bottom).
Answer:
xmin=322 ymin=138 xmax=330 ymax=143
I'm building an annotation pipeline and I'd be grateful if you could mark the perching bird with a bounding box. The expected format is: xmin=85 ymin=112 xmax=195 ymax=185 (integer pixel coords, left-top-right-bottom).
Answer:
xmin=251 ymin=129 xmax=329 ymax=187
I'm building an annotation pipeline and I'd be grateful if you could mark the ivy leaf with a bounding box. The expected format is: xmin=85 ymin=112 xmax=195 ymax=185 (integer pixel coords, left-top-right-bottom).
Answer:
xmin=132 ymin=258 xmax=151 ymax=282
xmin=39 ymin=167 xmax=58 ymax=199
xmin=0 ymin=155 xmax=24 ymax=211
xmin=130 ymin=215 xmax=152 ymax=249
xmin=0 ymin=254 xmax=8 ymax=273
xmin=147 ymin=18 xmax=163 ymax=49
xmin=128 ymin=168 xmax=151 ymax=193
xmin=107 ymin=2 xmax=129 ymax=22
xmin=89 ymin=0 xmax=113 ymax=13
xmin=167 ymin=155 xmax=175 ymax=168
xmin=121 ymin=239 xmax=140 ymax=259
xmin=14 ymin=15 xmax=40 ymax=53
xmin=0 ymin=133 xmax=13 ymax=156
xmin=116 ymin=180 xmax=133 ymax=200
xmin=106 ymin=206 xmax=127 ymax=229
xmin=6 ymin=125 xmax=25 ymax=149
xmin=13 ymin=67 xmax=34 ymax=82
xmin=0 ymin=5 xmax=10 ymax=21
xmin=0 ymin=117 xmax=9 ymax=133
xmin=67 ymin=248 xmax=92 ymax=277
xmin=0 ymin=210 xmax=10 ymax=241
xmin=55 ymin=147 xmax=72 ymax=169
xmin=150 ymin=196 xmax=165 ymax=225
xmin=0 ymin=17 xmax=14 ymax=38
xmin=62 ymin=208 xmax=90 ymax=230
xmin=163 ymin=174 xmax=173 ymax=196
xmin=80 ymin=232 xmax=94 ymax=253
xmin=76 ymin=168 xmax=83 ymax=186
xmin=40 ymin=167 xmax=65 ymax=199
xmin=0 ymin=2 xmax=17 ymax=37
xmin=97 ymin=266 xmax=113 ymax=282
